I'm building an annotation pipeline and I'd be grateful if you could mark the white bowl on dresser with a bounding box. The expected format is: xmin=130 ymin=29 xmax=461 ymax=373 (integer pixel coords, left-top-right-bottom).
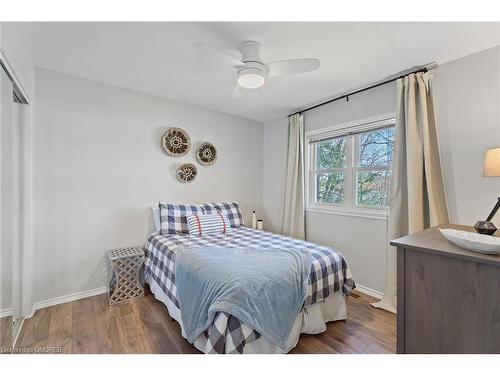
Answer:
xmin=439 ymin=228 xmax=500 ymax=255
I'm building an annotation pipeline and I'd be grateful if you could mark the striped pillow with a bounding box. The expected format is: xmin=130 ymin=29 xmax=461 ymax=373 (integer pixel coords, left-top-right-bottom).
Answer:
xmin=186 ymin=213 xmax=231 ymax=236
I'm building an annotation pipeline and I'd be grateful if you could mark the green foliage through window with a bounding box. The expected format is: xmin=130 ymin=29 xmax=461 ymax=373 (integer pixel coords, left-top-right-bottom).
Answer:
xmin=356 ymin=170 xmax=391 ymax=207
xmin=316 ymin=137 xmax=346 ymax=169
xmin=311 ymin=123 xmax=395 ymax=210
xmin=316 ymin=173 xmax=345 ymax=203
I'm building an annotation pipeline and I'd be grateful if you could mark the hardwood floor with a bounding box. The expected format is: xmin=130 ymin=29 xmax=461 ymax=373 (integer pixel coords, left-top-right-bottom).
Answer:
xmin=1 ymin=316 xmax=13 ymax=350
xmin=16 ymin=291 xmax=395 ymax=354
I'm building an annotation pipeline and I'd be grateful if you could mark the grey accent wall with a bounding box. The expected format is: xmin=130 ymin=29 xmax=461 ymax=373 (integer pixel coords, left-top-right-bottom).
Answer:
xmin=263 ymin=83 xmax=396 ymax=293
xmin=304 ymin=83 xmax=396 ymax=294
xmin=34 ymin=68 xmax=264 ymax=302
xmin=434 ymin=46 xmax=500 ymax=228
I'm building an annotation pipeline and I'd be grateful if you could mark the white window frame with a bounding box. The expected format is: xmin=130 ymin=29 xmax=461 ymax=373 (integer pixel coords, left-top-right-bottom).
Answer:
xmin=305 ymin=113 xmax=396 ymax=221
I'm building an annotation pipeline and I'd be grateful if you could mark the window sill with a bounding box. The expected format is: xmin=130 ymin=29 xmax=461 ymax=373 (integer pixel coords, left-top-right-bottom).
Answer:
xmin=305 ymin=205 xmax=388 ymax=221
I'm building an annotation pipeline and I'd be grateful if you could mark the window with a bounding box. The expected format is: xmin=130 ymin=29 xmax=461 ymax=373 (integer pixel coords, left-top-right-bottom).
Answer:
xmin=315 ymin=136 xmax=347 ymax=204
xmin=307 ymin=117 xmax=395 ymax=217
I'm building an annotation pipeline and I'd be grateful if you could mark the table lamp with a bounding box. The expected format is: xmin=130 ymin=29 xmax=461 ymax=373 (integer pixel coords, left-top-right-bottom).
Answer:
xmin=474 ymin=147 xmax=500 ymax=235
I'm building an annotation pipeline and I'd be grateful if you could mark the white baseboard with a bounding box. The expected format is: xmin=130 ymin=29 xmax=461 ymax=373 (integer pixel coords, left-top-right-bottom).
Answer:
xmin=355 ymin=284 xmax=384 ymax=300
xmin=0 ymin=307 xmax=12 ymax=318
xmin=30 ymin=286 xmax=107 ymax=317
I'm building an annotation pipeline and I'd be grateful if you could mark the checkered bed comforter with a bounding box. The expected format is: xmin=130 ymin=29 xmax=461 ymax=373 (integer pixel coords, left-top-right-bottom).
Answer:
xmin=143 ymin=227 xmax=355 ymax=354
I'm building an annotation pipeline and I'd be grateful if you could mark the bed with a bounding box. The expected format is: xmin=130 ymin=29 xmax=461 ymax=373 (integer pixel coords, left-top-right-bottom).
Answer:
xmin=143 ymin=224 xmax=355 ymax=354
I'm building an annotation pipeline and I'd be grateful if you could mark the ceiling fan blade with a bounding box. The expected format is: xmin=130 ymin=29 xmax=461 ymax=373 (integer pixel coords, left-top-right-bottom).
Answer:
xmin=192 ymin=42 xmax=245 ymax=68
xmin=265 ymin=58 xmax=320 ymax=77
xmin=232 ymin=83 xmax=247 ymax=99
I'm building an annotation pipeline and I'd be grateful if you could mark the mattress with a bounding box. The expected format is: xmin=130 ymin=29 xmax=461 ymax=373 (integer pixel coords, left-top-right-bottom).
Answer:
xmin=143 ymin=226 xmax=355 ymax=353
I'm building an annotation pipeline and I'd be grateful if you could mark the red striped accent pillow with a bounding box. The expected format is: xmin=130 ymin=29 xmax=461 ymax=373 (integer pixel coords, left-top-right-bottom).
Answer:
xmin=186 ymin=214 xmax=231 ymax=236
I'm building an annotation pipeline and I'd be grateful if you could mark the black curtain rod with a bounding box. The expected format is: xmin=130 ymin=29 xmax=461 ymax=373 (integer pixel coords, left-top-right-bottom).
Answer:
xmin=292 ymin=66 xmax=430 ymax=116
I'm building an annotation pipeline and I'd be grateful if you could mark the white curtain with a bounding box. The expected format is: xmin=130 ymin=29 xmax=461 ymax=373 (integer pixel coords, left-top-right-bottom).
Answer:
xmin=372 ymin=72 xmax=449 ymax=313
xmin=282 ymin=113 xmax=306 ymax=239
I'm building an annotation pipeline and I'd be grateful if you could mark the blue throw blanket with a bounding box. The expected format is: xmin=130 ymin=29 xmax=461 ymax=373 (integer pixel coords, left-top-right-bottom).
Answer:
xmin=175 ymin=246 xmax=312 ymax=349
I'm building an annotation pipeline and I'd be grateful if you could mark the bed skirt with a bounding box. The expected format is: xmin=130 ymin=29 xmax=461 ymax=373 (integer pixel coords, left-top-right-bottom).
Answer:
xmin=147 ymin=277 xmax=347 ymax=354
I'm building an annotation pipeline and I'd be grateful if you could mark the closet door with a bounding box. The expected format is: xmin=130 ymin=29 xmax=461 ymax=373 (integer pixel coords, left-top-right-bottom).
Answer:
xmin=0 ymin=66 xmax=14 ymax=351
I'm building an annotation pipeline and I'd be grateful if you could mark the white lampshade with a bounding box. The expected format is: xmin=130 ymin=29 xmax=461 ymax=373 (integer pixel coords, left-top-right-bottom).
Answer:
xmin=484 ymin=147 xmax=500 ymax=177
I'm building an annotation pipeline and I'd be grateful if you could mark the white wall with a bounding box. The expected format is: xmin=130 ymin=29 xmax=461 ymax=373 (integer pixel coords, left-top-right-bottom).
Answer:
xmin=434 ymin=46 xmax=500 ymax=227
xmin=34 ymin=68 xmax=263 ymax=302
xmin=263 ymin=46 xmax=500 ymax=294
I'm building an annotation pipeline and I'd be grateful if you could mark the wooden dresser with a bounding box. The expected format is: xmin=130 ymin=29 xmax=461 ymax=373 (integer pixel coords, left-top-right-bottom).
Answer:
xmin=392 ymin=224 xmax=500 ymax=353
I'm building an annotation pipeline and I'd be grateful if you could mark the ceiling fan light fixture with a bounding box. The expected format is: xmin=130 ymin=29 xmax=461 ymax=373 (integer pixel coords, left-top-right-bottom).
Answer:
xmin=193 ymin=40 xmax=320 ymax=97
xmin=237 ymin=67 xmax=265 ymax=89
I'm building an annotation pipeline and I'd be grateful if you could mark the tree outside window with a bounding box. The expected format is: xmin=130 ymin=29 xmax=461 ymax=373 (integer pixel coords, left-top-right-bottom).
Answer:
xmin=356 ymin=127 xmax=395 ymax=208
xmin=309 ymin=120 xmax=395 ymax=212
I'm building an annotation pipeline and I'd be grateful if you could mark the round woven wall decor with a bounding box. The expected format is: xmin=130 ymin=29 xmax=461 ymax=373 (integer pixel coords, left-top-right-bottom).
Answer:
xmin=196 ymin=142 xmax=218 ymax=166
xmin=176 ymin=163 xmax=197 ymax=183
xmin=161 ymin=127 xmax=191 ymax=156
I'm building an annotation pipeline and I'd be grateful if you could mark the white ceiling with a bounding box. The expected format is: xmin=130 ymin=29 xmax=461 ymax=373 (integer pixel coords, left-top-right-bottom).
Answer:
xmin=5 ymin=22 xmax=500 ymax=122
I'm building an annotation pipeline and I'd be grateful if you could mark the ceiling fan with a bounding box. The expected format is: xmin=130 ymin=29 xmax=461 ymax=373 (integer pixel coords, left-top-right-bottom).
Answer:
xmin=192 ymin=40 xmax=320 ymax=98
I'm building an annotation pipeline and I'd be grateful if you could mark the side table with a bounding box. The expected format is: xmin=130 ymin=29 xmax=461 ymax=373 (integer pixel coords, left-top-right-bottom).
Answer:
xmin=107 ymin=247 xmax=145 ymax=305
